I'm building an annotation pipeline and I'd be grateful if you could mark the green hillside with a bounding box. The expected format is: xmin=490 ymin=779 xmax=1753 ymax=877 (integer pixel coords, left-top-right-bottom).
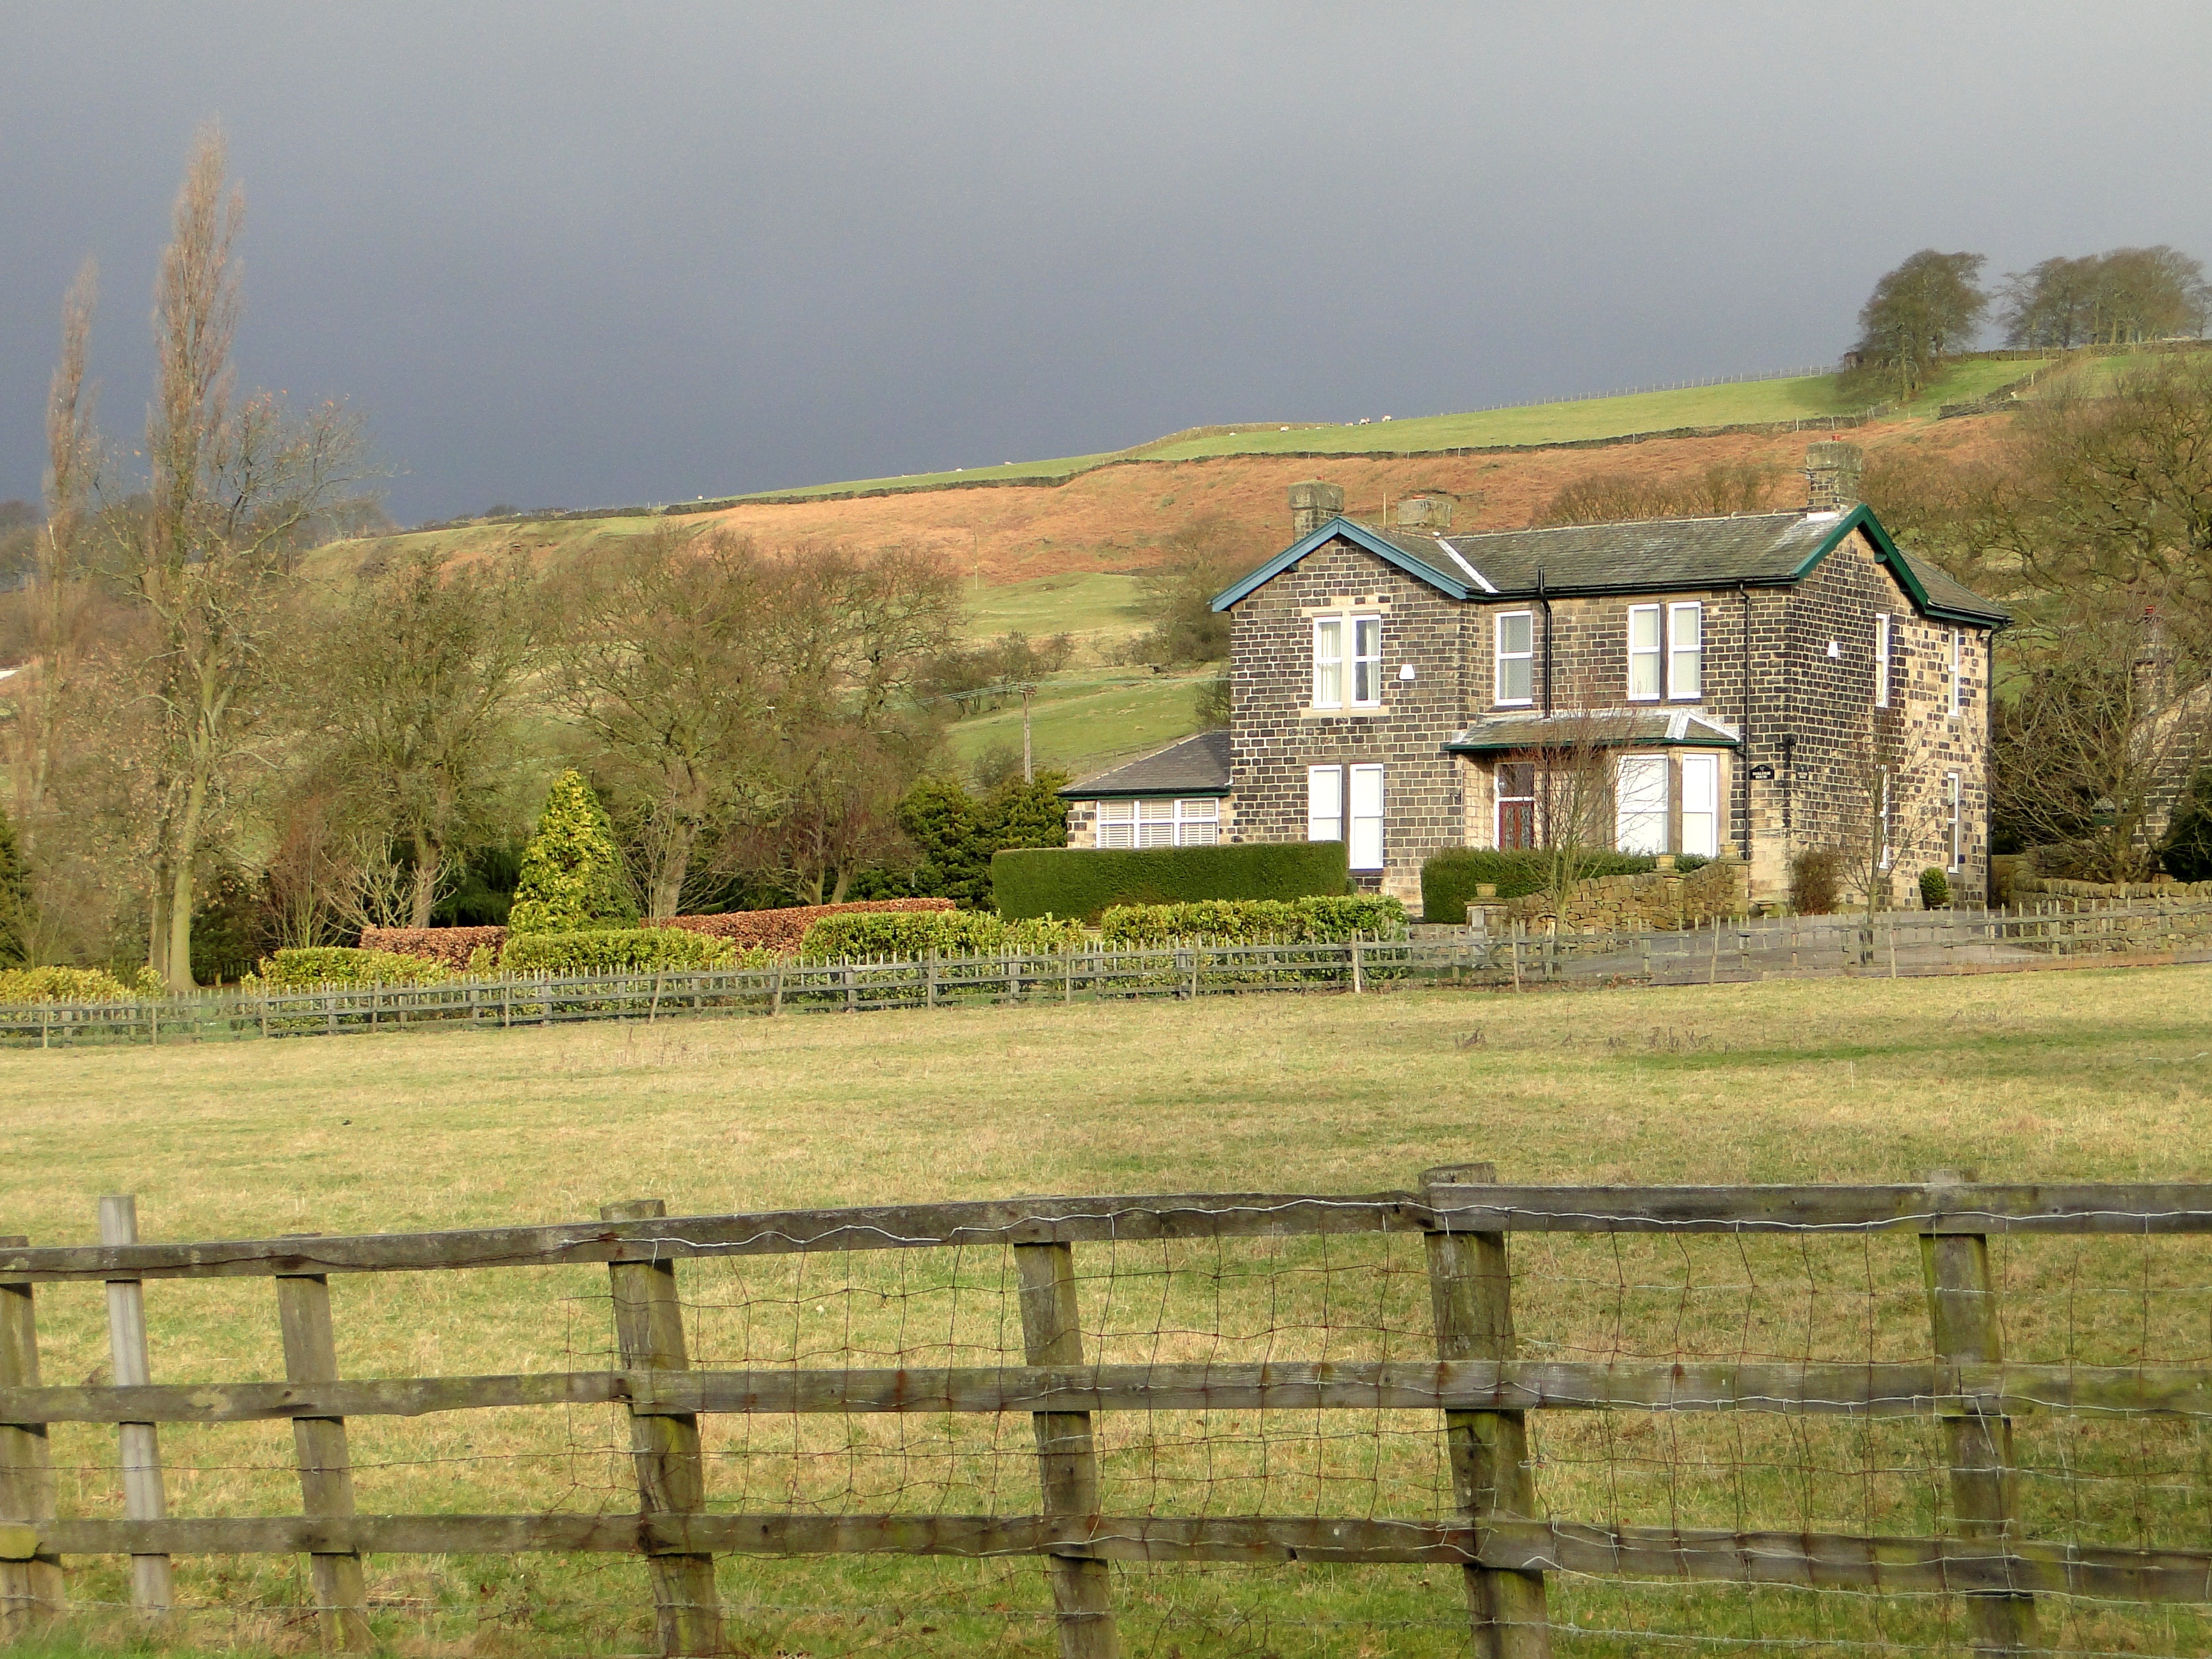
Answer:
xmin=732 ymin=357 xmax=2048 ymax=505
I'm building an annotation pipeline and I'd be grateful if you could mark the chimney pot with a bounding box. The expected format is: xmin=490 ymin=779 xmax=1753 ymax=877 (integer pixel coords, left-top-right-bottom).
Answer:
xmin=1290 ymin=480 xmax=1345 ymax=538
xmin=1804 ymin=442 xmax=1864 ymax=512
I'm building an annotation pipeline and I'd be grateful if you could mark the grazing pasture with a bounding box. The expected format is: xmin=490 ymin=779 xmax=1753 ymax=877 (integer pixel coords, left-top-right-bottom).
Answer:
xmin=4 ymin=966 xmax=2209 ymax=1656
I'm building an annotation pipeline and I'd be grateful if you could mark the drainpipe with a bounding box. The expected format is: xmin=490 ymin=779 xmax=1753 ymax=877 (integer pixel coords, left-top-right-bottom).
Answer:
xmin=1738 ymin=581 xmax=1752 ymax=862
xmin=1537 ymin=566 xmax=1552 ymax=717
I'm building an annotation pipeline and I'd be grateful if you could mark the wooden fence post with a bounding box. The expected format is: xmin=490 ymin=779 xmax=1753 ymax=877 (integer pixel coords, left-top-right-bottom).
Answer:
xmin=275 ymin=1246 xmax=371 ymax=1651
xmin=1422 ymin=1164 xmax=1550 ymax=1658
xmin=1920 ymin=1169 xmax=2034 ymax=1656
xmin=0 ymin=1240 xmax=63 ymax=1636
xmin=1014 ymin=1240 xmax=1119 ymax=1659
xmin=98 ymin=1196 xmax=173 ymax=1614
xmin=601 ymin=1200 xmax=724 ymax=1658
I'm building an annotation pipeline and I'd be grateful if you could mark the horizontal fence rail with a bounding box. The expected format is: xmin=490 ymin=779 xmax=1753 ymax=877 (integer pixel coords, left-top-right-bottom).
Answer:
xmin=4 ymin=897 xmax=2210 ymax=1050
xmin=6 ymin=1174 xmax=2212 ymax=1656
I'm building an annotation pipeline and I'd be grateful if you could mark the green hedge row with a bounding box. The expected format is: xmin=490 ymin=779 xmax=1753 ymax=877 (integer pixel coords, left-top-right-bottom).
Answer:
xmin=991 ymin=842 xmax=1350 ymax=922
xmin=1422 ymin=849 xmax=1712 ymax=921
xmin=1099 ymin=895 xmax=1407 ymax=947
xmin=257 ymin=947 xmax=456 ymax=988
xmin=799 ymin=910 xmax=1087 ymax=959
xmin=498 ymin=928 xmax=739 ymax=975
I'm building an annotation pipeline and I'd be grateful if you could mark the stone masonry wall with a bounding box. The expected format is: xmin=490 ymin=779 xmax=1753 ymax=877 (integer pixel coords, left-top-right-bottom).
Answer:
xmin=1226 ymin=538 xmax=1467 ymax=904
xmin=1472 ymin=854 xmax=1749 ymax=932
xmin=1779 ymin=528 xmax=1991 ymax=908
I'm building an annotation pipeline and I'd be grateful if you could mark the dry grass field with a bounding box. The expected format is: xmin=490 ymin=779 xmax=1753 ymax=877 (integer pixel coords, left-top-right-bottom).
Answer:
xmin=6 ymin=966 xmax=2212 ymax=1656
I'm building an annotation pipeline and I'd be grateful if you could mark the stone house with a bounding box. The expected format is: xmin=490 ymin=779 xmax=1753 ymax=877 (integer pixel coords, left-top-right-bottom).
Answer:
xmin=1062 ymin=448 xmax=2011 ymax=916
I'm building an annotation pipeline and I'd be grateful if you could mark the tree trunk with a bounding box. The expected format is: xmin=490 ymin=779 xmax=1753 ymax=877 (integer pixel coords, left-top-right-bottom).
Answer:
xmin=829 ymin=866 xmax=851 ymax=905
xmin=650 ymin=822 xmax=695 ymax=922
xmin=408 ymin=833 xmax=441 ymax=929
xmin=147 ymin=878 xmax=172 ymax=982
xmin=164 ymin=766 xmax=211 ymax=991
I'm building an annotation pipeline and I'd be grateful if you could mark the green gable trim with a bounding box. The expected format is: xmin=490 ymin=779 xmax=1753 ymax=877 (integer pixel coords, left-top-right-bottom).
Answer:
xmin=1804 ymin=506 xmax=2010 ymax=629
xmin=1210 ymin=516 xmax=1471 ymax=611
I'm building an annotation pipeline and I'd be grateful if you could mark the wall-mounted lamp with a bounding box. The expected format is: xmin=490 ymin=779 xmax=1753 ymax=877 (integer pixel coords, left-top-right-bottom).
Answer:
xmin=1399 ymin=663 xmax=1416 ymax=682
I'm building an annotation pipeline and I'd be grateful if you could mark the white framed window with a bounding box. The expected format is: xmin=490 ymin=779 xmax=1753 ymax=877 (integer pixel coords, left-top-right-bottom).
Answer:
xmin=1627 ymin=604 xmax=1663 ymax=701
xmin=1311 ymin=617 xmax=1344 ymax=708
xmin=1350 ymin=615 xmax=1382 ymax=706
xmin=1949 ymin=630 xmax=1962 ymax=719
xmin=1668 ymin=603 xmax=1703 ymax=701
xmin=1615 ymin=754 xmax=1669 ymax=853
xmin=1096 ymin=797 xmax=1221 ymax=849
xmin=1947 ymin=772 xmax=1962 ymax=869
xmin=1874 ymin=613 xmax=1891 ymax=709
xmin=1306 ymin=765 xmax=1342 ymax=844
xmin=1495 ymin=760 xmax=1537 ymax=849
xmin=1495 ymin=611 xmax=1534 ymax=706
xmin=1680 ymin=753 xmax=1719 ymax=858
xmin=1347 ymin=763 xmax=1385 ymax=870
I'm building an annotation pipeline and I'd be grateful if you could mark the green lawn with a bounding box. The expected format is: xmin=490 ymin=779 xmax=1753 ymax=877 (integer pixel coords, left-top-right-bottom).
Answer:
xmin=3 ymin=970 xmax=2209 ymax=1655
xmin=943 ymin=665 xmax=1214 ymax=780
xmin=958 ymin=570 xmax=1149 ymax=643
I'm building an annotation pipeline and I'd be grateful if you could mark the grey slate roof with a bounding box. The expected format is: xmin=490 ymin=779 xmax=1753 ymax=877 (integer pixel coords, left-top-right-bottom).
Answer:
xmin=1447 ymin=710 xmax=1741 ymax=753
xmin=1059 ymin=729 xmax=1231 ymax=798
xmin=1413 ymin=512 xmax=1832 ymax=597
xmin=1212 ymin=505 xmax=2012 ymax=628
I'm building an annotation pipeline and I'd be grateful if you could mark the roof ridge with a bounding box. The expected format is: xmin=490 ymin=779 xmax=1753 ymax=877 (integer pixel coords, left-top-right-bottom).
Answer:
xmin=1443 ymin=509 xmax=1807 ymax=544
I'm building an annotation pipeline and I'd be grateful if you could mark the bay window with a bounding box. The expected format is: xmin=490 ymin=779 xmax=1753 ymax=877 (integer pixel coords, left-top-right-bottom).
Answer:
xmin=1615 ymin=755 xmax=1669 ymax=853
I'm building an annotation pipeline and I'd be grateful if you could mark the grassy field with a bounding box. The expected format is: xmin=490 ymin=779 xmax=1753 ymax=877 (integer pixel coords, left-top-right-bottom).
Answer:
xmin=727 ymin=358 xmax=2048 ymax=503
xmin=6 ymin=966 xmax=2212 ymax=1656
xmin=943 ymin=667 xmax=1214 ymax=779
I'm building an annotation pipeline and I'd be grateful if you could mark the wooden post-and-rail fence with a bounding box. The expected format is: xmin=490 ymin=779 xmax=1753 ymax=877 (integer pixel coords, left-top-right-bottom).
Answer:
xmin=8 ymin=1178 xmax=2212 ymax=1653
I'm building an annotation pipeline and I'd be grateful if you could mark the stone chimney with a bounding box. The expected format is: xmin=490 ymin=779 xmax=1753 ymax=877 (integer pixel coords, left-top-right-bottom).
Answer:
xmin=2134 ymin=607 xmax=2174 ymax=710
xmin=1804 ymin=442 xmax=1864 ymax=512
xmin=1290 ymin=480 xmax=1345 ymax=538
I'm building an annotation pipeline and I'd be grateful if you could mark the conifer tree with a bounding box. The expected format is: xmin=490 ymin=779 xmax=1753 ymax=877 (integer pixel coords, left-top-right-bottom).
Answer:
xmin=508 ymin=770 xmax=637 ymax=933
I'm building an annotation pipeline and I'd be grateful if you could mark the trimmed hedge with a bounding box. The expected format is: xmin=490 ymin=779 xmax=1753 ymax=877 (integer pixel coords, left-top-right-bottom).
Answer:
xmin=0 ymin=965 xmax=162 ymax=1004
xmin=359 ymin=925 xmax=509 ymax=970
xmin=499 ymin=927 xmax=738 ymax=975
xmin=1099 ymin=895 xmax=1407 ymax=947
xmin=1421 ymin=849 xmax=1663 ymax=921
xmin=798 ymin=910 xmax=1087 ymax=959
xmin=662 ymin=899 xmax=954 ymax=955
xmin=257 ymin=948 xmax=455 ymax=988
xmin=991 ymin=842 xmax=1351 ymax=922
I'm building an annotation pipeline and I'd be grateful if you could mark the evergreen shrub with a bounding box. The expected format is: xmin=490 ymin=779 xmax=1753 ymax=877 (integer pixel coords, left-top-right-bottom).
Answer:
xmin=2160 ymin=767 xmax=2212 ymax=881
xmin=508 ymin=771 xmax=637 ymax=934
xmin=1421 ymin=849 xmax=1658 ymax=922
xmin=257 ymin=948 xmax=454 ymax=988
xmin=1790 ymin=849 xmax=1844 ymax=916
xmin=1099 ymin=895 xmax=1406 ymax=947
xmin=499 ymin=928 xmax=737 ymax=975
xmin=1919 ymin=867 xmax=1951 ymax=909
xmin=991 ymin=841 xmax=1350 ymax=922
xmin=798 ymin=910 xmax=1086 ymax=959
xmin=0 ymin=965 xmax=160 ymax=1004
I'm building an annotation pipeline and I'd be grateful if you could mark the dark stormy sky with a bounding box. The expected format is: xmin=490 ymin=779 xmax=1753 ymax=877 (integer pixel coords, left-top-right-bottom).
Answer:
xmin=5 ymin=4 xmax=2209 ymax=525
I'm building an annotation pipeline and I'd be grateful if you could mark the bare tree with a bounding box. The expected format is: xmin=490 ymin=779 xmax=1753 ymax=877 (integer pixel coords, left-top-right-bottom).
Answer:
xmin=301 ymin=549 xmax=536 ymax=926
xmin=1521 ymin=707 xmax=1644 ymax=918
xmin=546 ymin=526 xmax=784 ymax=918
xmin=108 ymin=127 xmax=365 ymax=986
xmin=3 ymin=260 xmax=102 ymax=849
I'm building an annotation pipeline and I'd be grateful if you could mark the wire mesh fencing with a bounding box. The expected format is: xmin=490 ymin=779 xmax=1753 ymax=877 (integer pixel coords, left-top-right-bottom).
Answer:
xmin=6 ymin=1178 xmax=2212 ymax=1655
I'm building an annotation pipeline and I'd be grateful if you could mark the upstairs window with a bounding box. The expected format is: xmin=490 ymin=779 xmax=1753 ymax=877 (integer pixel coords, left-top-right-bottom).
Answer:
xmin=1630 ymin=602 xmax=1703 ymax=700
xmin=1628 ymin=605 xmax=1663 ymax=701
xmin=1669 ymin=603 xmax=1703 ymax=700
xmin=1312 ymin=614 xmax=1381 ymax=709
xmin=1351 ymin=616 xmax=1382 ymax=705
xmin=1312 ymin=618 xmax=1343 ymax=708
xmin=1949 ymin=630 xmax=1962 ymax=718
xmin=1875 ymin=613 xmax=1892 ymax=709
xmin=1495 ymin=611 xmax=1534 ymax=705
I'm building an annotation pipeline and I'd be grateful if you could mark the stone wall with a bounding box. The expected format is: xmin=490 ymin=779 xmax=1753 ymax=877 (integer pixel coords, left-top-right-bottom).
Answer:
xmin=1226 ymin=538 xmax=1468 ymax=904
xmin=1470 ymin=853 xmax=1749 ymax=933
